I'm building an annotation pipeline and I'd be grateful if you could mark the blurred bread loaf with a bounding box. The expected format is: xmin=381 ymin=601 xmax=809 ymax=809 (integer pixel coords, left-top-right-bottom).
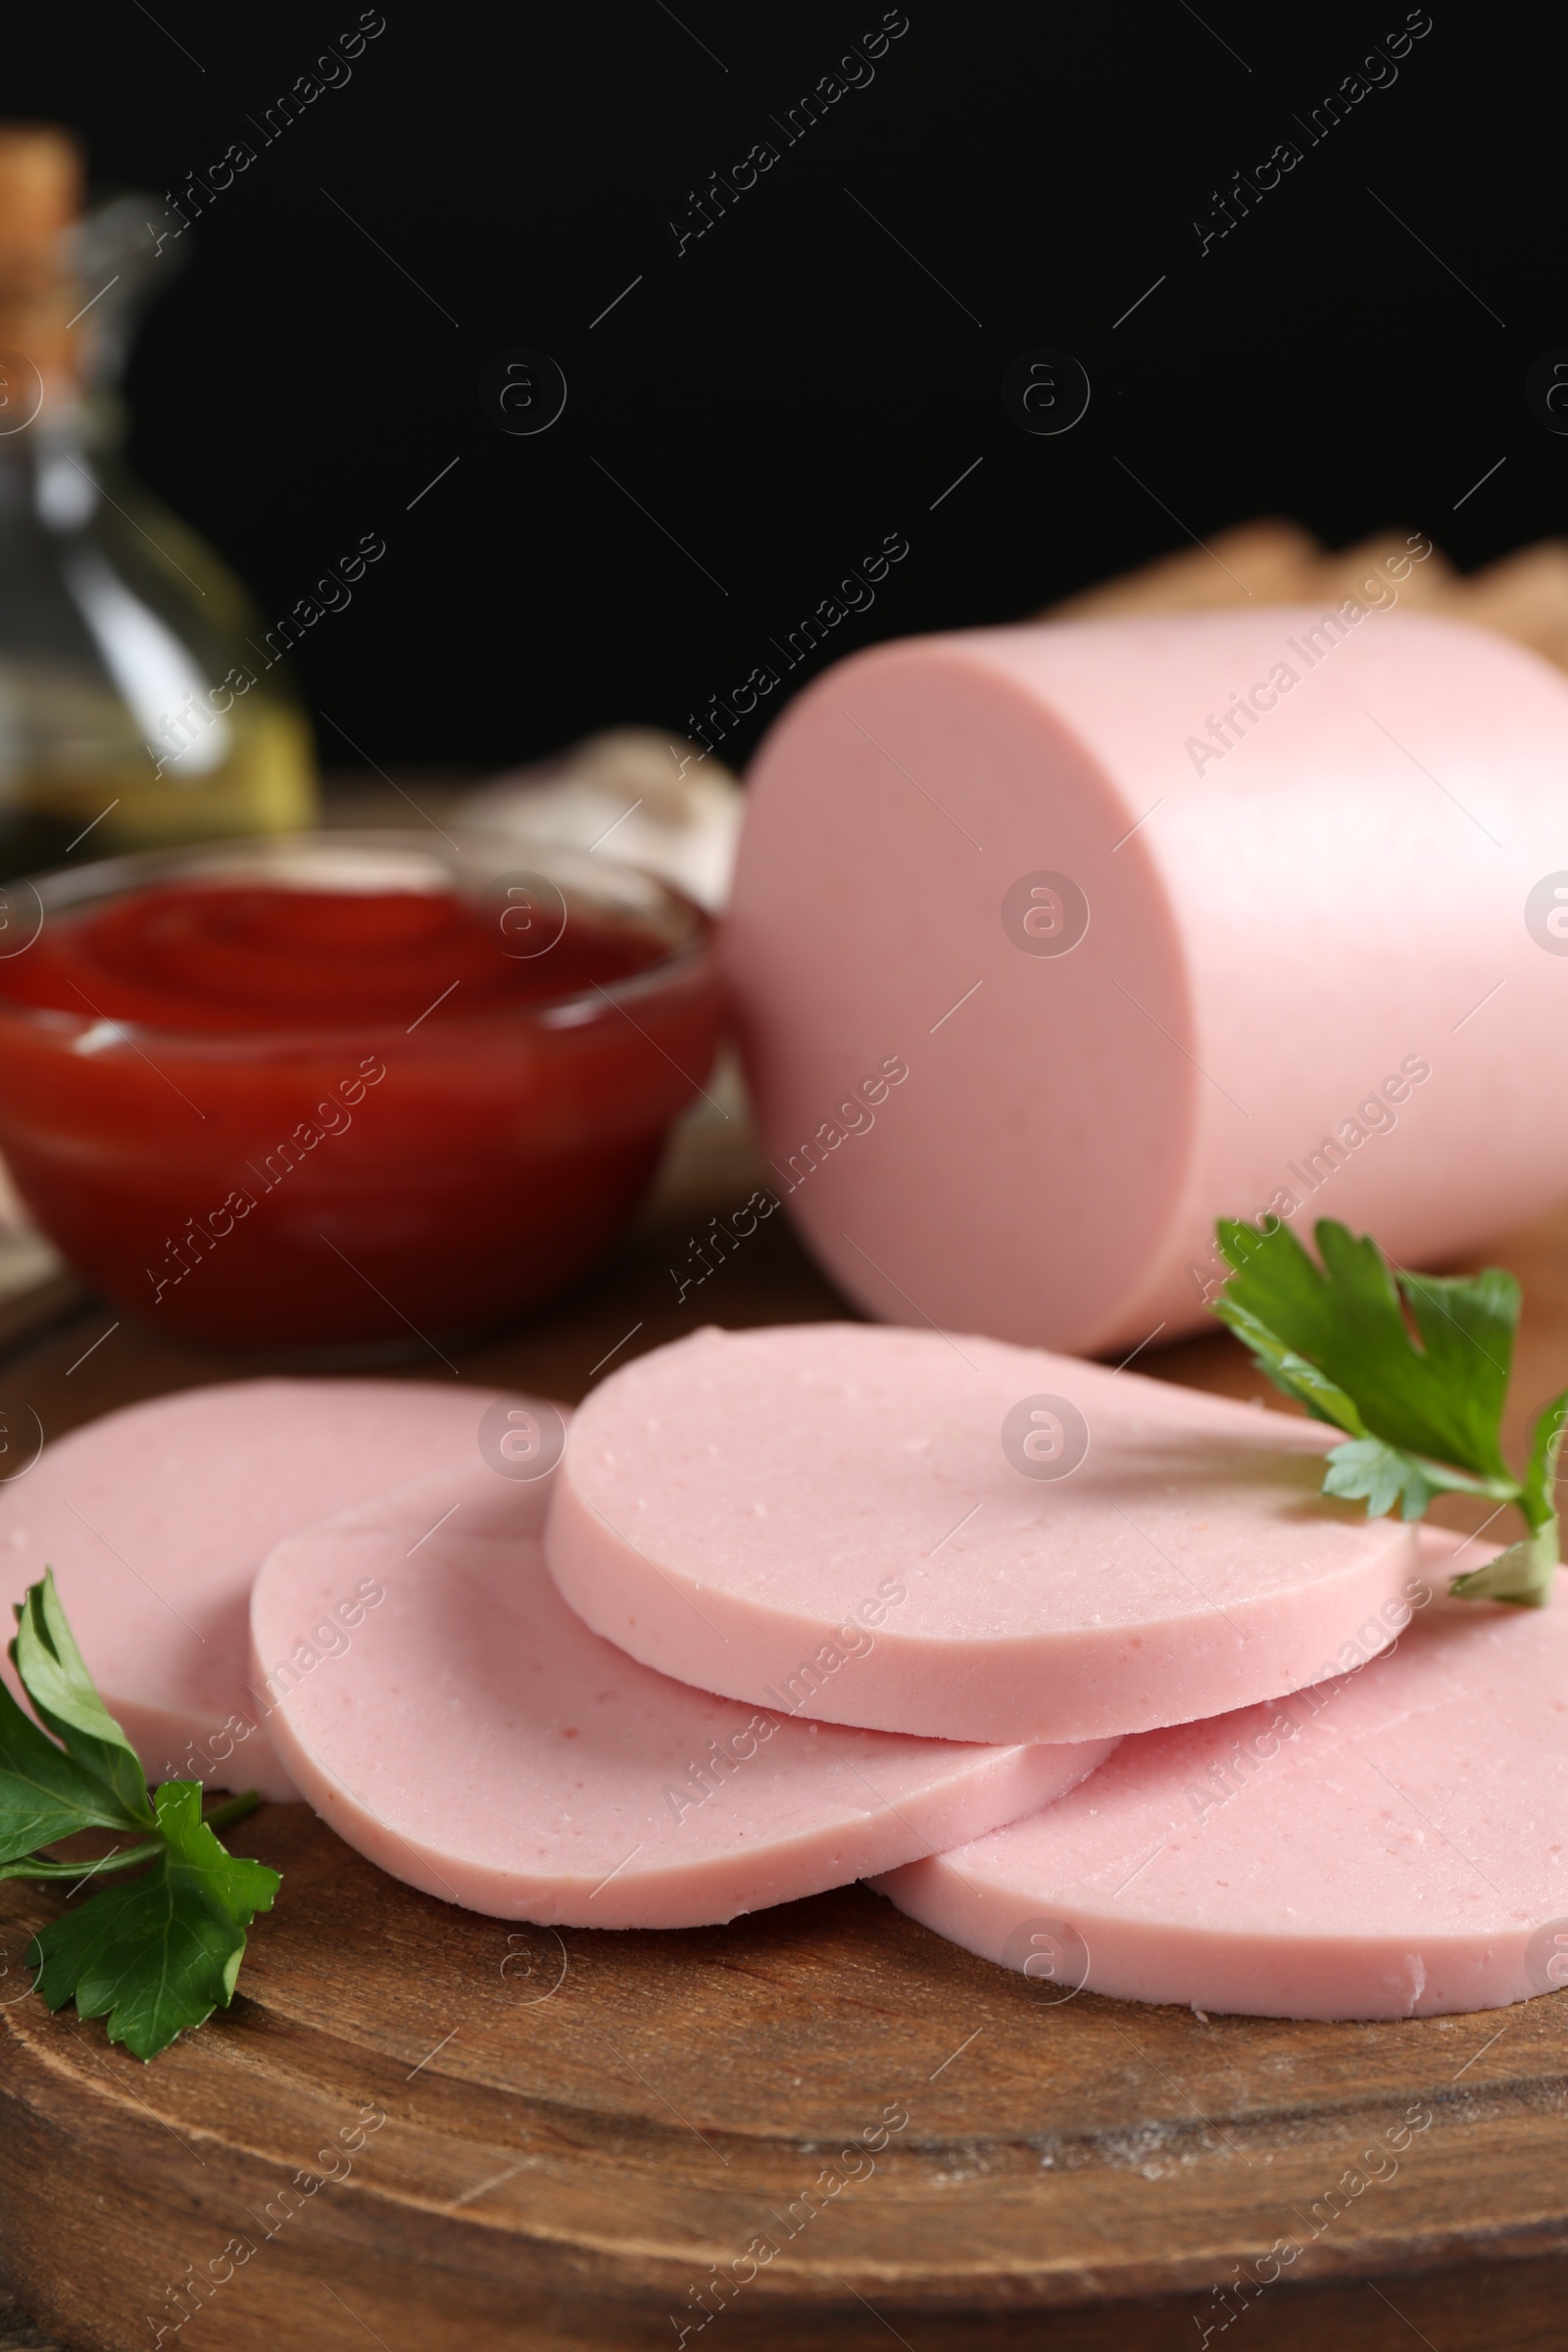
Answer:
xmin=1042 ymin=520 xmax=1568 ymax=675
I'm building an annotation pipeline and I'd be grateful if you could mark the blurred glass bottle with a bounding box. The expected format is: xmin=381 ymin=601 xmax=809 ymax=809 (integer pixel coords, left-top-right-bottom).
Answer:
xmin=0 ymin=124 xmax=316 ymax=879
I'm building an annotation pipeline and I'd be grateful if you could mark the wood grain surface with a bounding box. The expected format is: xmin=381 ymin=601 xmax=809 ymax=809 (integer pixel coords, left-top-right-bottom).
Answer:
xmin=3 ymin=1124 xmax=1568 ymax=2351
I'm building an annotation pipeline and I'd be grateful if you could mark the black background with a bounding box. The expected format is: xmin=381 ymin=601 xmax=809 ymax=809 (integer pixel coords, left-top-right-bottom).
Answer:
xmin=11 ymin=0 xmax=1561 ymax=775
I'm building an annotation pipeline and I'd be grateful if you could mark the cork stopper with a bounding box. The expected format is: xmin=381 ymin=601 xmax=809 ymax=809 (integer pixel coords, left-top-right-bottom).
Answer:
xmin=0 ymin=123 xmax=85 ymax=407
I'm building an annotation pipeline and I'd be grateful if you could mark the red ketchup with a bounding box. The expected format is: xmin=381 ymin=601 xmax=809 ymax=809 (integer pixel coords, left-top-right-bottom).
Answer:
xmin=0 ymin=859 xmax=722 ymax=1346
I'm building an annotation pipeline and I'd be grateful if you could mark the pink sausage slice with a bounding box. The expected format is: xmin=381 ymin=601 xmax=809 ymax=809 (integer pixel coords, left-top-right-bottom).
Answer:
xmin=251 ymin=1461 xmax=1114 ymax=1928
xmin=545 ymin=1324 xmax=1418 ymax=1745
xmin=875 ymin=1533 xmax=1568 ymax=2020
xmin=0 ymin=1379 xmax=546 ymax=1799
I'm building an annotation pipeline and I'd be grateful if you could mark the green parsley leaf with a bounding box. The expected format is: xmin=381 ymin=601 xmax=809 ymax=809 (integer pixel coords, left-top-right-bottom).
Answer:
xmin=1320 ymin=1435 xmax=1445 ymax=1522
xmin=0 ymin=1677 xmax=144 ymax=1863
xmin=1448 ymin=1521 xmax=1562 ymax=1607
xmin=1450 ymin=1393 xmax=1568 ymax=1606
xmin=1 ymin=1572 xmax=280 ymax=2057
xmin=1207 ymin=1293 xmax=1368 ymax=1437
xmin=28 ymin=1784 xmax=279 ymax=2061
xmin=11 ymin=1573 xmax=155 ymax=1827
xmin=1523 ymin=1390 xmax=1568 ymax=1532
xmin=1209 ymin=1217 xmax=1565 ymax=1606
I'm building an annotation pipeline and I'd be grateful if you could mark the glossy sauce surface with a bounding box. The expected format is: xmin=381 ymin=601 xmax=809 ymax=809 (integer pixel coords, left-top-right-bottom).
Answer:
xmin=0 ymin=881 xmax=663 ymax=1030
xmin=0 ymin=873 xmax=721 ymax=1345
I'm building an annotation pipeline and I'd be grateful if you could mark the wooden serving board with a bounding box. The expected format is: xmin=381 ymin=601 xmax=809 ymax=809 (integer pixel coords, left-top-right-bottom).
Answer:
xmin=4 ymin=1137 xmax=1568 ymax=2352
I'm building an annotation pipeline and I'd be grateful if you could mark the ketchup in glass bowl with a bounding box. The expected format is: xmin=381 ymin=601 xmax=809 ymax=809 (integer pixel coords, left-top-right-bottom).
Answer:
xmin=0 ymin=832 xmax=723 ymax=1346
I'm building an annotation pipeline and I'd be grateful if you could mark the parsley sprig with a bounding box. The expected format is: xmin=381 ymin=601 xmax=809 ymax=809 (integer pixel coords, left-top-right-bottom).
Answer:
xmin=1209 ymin=1216 xmax=1567 ymax=1608
xmin=0 ymin=1572 xmax=279 ymax=2058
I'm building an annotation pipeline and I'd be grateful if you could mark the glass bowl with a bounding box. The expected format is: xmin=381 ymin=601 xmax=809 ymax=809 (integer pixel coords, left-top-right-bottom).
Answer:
xmin=0 ymin=830 xmax=724 ymax=1347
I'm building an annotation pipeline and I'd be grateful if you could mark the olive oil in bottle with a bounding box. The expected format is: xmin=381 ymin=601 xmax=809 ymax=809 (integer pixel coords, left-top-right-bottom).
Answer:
xmin=0 ymin=124 xmax=316 ymax=878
